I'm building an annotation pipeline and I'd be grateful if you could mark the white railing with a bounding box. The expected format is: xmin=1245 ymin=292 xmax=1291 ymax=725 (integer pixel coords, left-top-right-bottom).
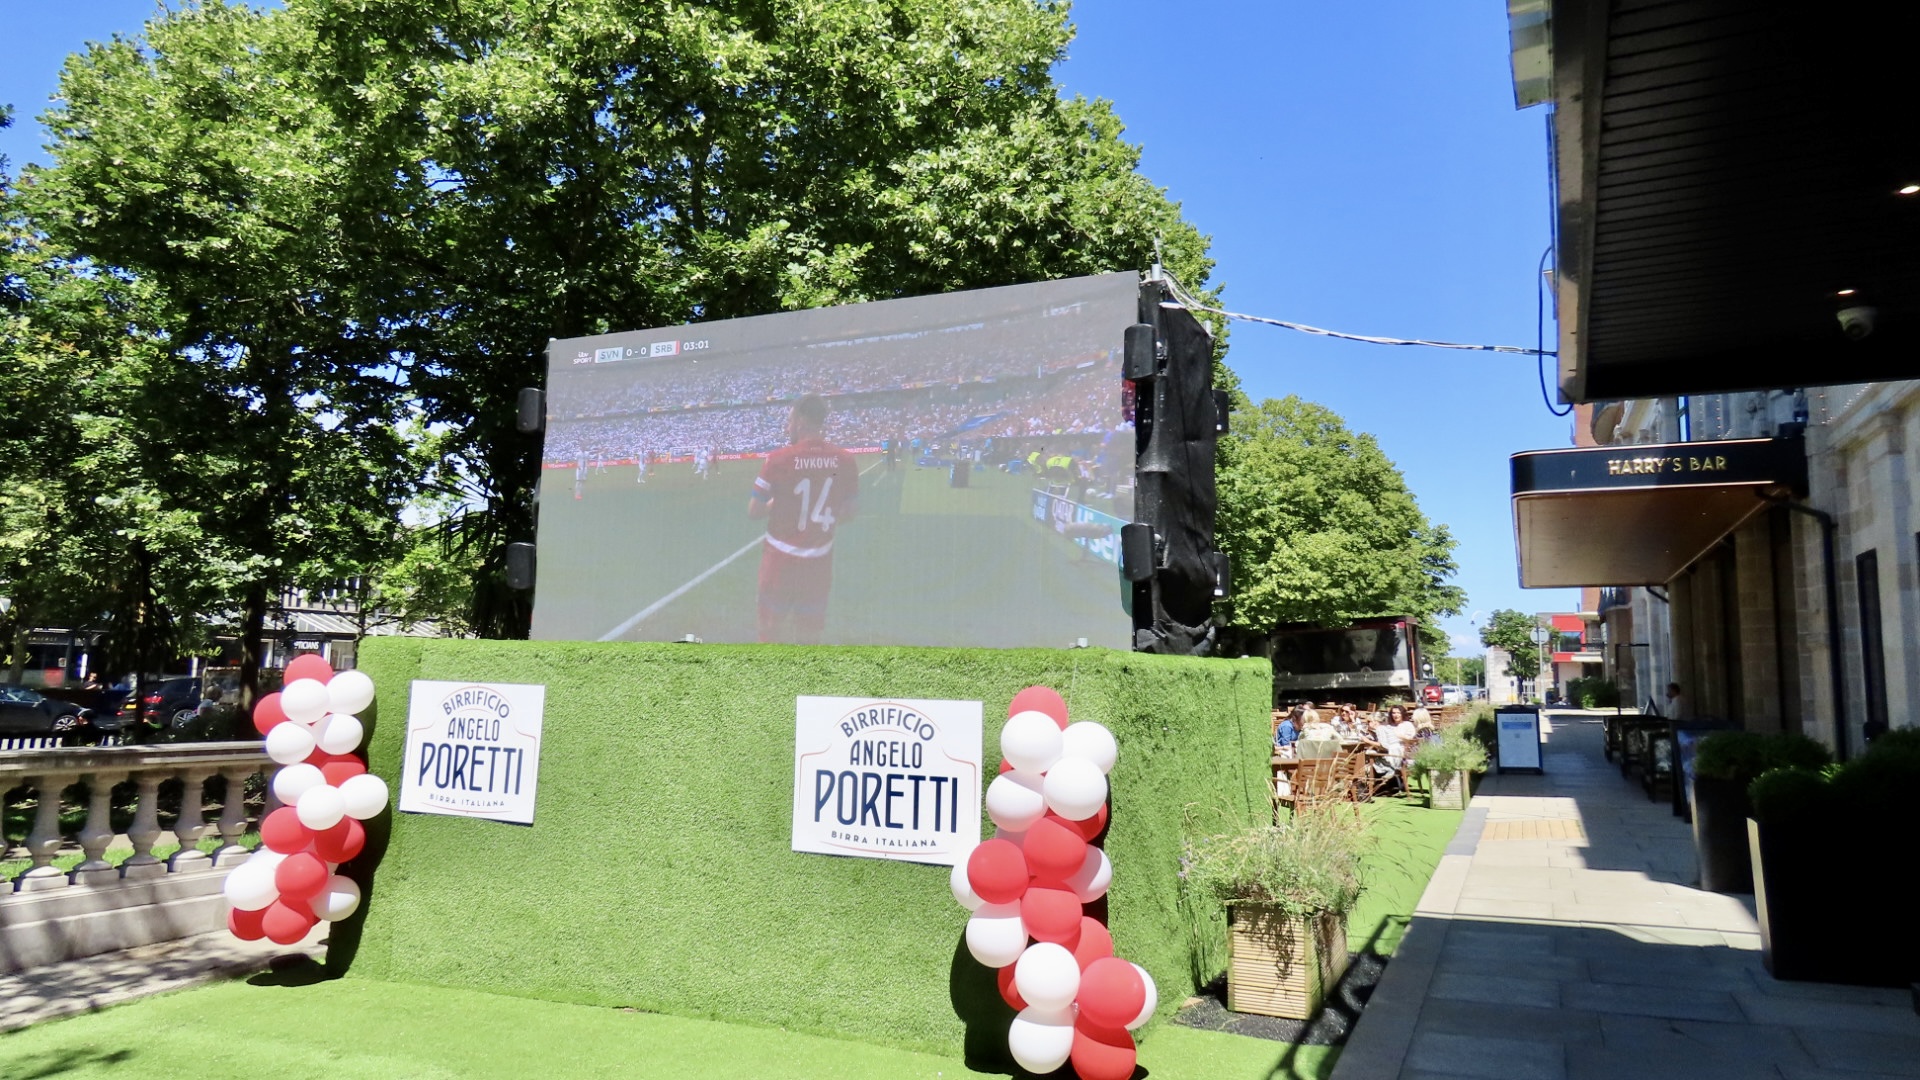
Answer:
xmin=1 ymin=742 xmax=271 ymax=892
xmin=0 ymin=735 xmax=128 ymax=752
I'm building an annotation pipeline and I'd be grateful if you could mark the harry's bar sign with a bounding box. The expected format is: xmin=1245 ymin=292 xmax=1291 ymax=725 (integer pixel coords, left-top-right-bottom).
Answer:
xmin=1511 ymin=436 xmax=1806 ymax=497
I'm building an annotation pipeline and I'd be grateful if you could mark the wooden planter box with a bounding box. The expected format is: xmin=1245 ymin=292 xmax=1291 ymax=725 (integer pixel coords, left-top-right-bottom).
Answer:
xmin=1427 ymin=770 xmax=1471 ymax=810
xmin=1226 ymin=903 xmax=1349 ymax=1019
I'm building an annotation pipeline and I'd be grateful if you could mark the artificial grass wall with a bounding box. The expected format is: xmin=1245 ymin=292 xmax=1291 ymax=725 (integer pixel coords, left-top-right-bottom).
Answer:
xmin=336 ymin=639 xmax=1269 ymax=1058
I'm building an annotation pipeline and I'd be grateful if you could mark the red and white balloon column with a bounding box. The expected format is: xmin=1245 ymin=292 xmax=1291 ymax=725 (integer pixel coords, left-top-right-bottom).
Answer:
xmin=223 ymin=654 xmax=390 ymax=945
xmin=951 ymin=686 xmax=1157 ymax=1080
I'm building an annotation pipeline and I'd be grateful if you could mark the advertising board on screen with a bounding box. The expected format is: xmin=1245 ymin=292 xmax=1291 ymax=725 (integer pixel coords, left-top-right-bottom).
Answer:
xmin=531 ymin=273 xmax=1139 ymax=648
xmin=1270 ymin=620 xmax=1417 ymax=698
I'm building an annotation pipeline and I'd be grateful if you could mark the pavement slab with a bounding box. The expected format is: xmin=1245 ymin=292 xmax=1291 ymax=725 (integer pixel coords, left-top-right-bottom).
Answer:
xmin=1331 ymin=712 xmax=1920 ymax=1080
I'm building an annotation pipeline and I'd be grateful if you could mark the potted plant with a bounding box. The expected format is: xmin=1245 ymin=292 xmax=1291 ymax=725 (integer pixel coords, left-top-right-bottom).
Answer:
xmin=1410 ymin=729 xmax=1488 ymax=810
xmin=1690 ymin=731 xmax=1828 ymax=892
xmin=1185 ymin=814 xmax=1366 ymax=1019
xmin=1749 ymin=731 xmax=1920 ymax=985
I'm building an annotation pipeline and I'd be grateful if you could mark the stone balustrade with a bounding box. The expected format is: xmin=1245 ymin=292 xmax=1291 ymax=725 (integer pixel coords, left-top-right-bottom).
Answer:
xmin=1 ymin=742 xmax=271 ymax=893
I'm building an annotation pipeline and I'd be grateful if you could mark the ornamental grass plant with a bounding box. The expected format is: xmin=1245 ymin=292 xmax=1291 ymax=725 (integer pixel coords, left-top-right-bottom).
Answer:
xmin=1183 ymin=811 xmax=1368 ymax=919
xmin=1410 ymin=729 xmax=1489 ymax=780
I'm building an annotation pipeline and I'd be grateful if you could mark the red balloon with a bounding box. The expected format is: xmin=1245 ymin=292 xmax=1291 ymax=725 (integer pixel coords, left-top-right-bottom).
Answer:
xmin=285 ymin=653 xmax=334 ymax=685
xmin=251 ymin=692 xmax=289 ymax=736
xmin=319 ymin=757 xmax=367 ymax=787
xmin=1077 ymin=957 xmax=1147 ymax=1029
xmin=274 ymin=851 xmax=330 ymax=902
xmin=228 ymin=905 xmax=267 ymax=941
xmin=1009 ymin=686 xmax=1069 ymax=730
xmin=1053 ymin=804 xmax=1109 ymax=843
xmin=1020 ymin=886 xmax=1083 ymax=947
xmin=1024 ymin=816 xmax=1089 ymax=886
xmin=997 ymin=758 xmax=1014 ymax=775
xmin=996 ymin=962 xmax=1028 ymax=1011
xmin=261 ymin=899 xmax=319 ymax=945
xmin=1070 ymin=1018 xmax=1137 ymax=1080
xmin=260 ymin=807 xmax=315 ymax=855
xmin=312 ymin=817 xmax=366 ymax=863
xmin=967 ymin=839 xmax=1031 ymax=906
xmin=1072 ymin=917 xmax=1114 ymax=970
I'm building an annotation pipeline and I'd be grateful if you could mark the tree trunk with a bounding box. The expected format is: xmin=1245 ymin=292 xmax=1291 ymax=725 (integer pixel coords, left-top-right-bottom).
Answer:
xmin=7 ymin=620 xmax=26 ymax=685
xmin=237 ymin=580 xmax=269 ymax=738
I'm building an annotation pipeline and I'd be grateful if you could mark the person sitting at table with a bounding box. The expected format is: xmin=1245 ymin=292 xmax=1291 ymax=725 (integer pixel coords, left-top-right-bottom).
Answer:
xmin=1299 ymin=707 xmax=1336 ymax=742
xmin=1273 ymin=707 xmax=1301 ymax=755
xmin=1366 ymin=705 xmax=1416 ymax=792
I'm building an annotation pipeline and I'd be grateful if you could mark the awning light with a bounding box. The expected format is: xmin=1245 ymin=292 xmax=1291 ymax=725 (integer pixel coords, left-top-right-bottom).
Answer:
xmin=1900 ymin=184 xmax=1920 ymax=196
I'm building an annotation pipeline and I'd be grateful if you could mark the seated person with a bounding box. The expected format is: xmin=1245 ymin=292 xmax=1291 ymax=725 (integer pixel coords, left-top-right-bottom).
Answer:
xmin=1272 ymin=708 xmax=1300 ymax=755
xmin=1367 ymin=705 xmax=1416 ymax=790
xmin=1299 ymin=707 xmax=1336 ymax=741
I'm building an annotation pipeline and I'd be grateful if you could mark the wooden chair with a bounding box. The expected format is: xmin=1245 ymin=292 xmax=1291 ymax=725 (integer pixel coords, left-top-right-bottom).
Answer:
xmin=1285 ymin=759 xmax=1348 ymax=816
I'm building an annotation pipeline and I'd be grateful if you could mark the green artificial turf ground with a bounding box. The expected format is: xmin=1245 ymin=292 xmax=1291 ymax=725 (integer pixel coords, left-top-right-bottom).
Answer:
xmin=531 ymin=456 xmax=1129 ymax=648
xmin=0 ymin=799 xmax=1458 ymax=1080
xmin=0 ymin=971 xmax=1328 ymax=1080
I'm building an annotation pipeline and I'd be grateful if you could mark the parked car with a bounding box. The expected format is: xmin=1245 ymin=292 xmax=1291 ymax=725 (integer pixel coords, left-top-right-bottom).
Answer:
xmin=139 ymin=678 xmax=206 ymax=729
xmin=0 ymin=684 xmax=96 ymax=736
xmin=1420 ymin=681 xmax=1444 ymax=705
xmin=1441 ymin=685 xmax=1470 ymax=706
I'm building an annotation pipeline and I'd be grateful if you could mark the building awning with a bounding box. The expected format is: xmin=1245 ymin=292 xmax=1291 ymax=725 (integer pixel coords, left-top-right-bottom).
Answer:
xmin=1512 ymin=436 xmax=1806 ymax=588
xmin=1536 ymin=0 xmax=1920 ymax=401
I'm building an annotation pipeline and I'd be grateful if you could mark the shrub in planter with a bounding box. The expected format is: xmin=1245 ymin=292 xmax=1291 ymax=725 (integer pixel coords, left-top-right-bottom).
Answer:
xmin=1748 ymin=738 xmax=1920 ymax=985
xmin=1411 ymin=731 xmax=1488 ymax=810
xmin=1690 ymin=732 xmax=1829 ymax=893
xmin=1184 ymin=813 xmax=1366 ymax=1020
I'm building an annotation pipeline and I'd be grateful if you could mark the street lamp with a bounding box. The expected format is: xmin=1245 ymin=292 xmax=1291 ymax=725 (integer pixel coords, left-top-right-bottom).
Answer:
xmin=1530 ymin=625 xmax=1551 ymax=703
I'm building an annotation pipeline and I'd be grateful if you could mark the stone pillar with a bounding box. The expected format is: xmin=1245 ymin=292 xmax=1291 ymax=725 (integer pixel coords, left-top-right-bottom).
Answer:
xmin=169 ymin=768 xmax=215 ymax=872
xmin=212 ymin=766 xmax=255 ymax=865
xmin=15 ymin=774 xmax=75 ymax=892
xmin=120 ymin=772 xmax=167 ymax=880
xmin=71 ymin=771 xmax=127 ymax=886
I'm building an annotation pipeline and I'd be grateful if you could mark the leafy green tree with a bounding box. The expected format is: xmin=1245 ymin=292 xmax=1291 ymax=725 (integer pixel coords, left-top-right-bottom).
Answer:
xmin=1433 ymin=655 xmax=1485 ymax=686
xmin=287 ymin=0 xmax=1219 ymax=636
xmin=2 ymin=159 xmax=245 ymax=689
xmin=1479 ymin=608 xmax=1541 ymax=680
xmin=23 ymin=4 xmax=420 ymax=707
xmin=1213 ymin=396 xmax=1464 ymax=657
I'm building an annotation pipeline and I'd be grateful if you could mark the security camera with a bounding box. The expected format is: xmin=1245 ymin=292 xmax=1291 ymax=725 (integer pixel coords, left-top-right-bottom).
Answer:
xmin=1837 ymin=305 xmax=1879 ymax=341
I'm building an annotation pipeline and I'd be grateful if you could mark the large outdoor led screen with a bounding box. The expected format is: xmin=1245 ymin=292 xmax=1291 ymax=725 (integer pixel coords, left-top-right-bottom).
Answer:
xmin=531 ymin=272 xmax=1139 ymax=648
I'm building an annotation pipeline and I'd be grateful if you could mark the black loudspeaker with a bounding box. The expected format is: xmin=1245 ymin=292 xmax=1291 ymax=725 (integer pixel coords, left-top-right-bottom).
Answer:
xmin=1120 ymin=523 xmax=1156 ymax=583
xmin=1122 ymin=323 xmax=1159 ymax=381
xmin=505 ymin=542 xmax=537 ymax=590
xmin=517 ymin=388 xmax=546 ymax=433
xmin=1128 ymin=277 xmax=1227 ymax=656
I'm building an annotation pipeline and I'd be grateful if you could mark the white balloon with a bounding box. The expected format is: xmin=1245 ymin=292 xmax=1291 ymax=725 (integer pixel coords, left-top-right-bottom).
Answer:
xmin=1061 ymin=721 xmax=1118 ymax=774
xmin=1066 ymin=846 xmax=1113 ymax=904
xmin=950 ymin=858 xmax=985 ymax=912
xmin=1007 ymin=1005 xmax=1075 ymax=1075
xmin=338 ymin=772 xmax=390 ymax=820
xmin=963 ymin=902 xmax=1028 ymax=968
xmin=248 ymin=848 xmax=287 ymax=872
xmin=296 ymin=784 xmax=346 ymax=831
xmin=326 ymin=669 xmax=376 ymax=716
xmin=308 ymin=874 xmax=362 ymax=922
xmin=223 ymin=859 xmax=279 ymax=911
xmin=1042 ymin=757 xmax=1108 ymax=821
xmin=264 ymin=721 xmax=318 ymax=766
xmin=315 ymin=713 xmax=364 ymax=756
xmin=281 ymin=678 xmax=331 ymax=724
xmin=1000 ymin=711 xmax=1064 ymax=774
xmin=986 ymin=770 xmax=1048 ymax=832
xmin=1013 ymin=942 xmax=1081 ymax=1012
xmin=1126 ymin=963 xmax=1158 ymax=1030
xmin=272 ymin=763 xmax=326 ymax=806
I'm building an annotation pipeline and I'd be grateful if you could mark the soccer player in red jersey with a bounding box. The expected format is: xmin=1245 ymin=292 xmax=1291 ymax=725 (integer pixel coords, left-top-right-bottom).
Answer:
xmin=749 ymin=395 xmax=859 ymax=644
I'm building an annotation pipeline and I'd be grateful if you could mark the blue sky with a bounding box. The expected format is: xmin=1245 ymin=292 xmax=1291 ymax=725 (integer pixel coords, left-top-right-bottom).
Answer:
xmin=1 ymin=2 xmax=1580 ymax=654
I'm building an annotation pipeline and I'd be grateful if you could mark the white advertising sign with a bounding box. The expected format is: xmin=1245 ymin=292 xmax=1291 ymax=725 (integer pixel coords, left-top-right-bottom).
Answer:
xmin=400 ymin=681 xmax=547 ymax=825
xmin=792 ymin=696 xmax=983 ymax=866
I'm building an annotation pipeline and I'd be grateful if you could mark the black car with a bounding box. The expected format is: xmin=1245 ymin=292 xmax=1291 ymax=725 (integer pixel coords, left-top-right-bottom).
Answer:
xmin=0 ymin=684 xmax=95 ymax=736
xmin=139 ymin=678 xmax=206 ymax=729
